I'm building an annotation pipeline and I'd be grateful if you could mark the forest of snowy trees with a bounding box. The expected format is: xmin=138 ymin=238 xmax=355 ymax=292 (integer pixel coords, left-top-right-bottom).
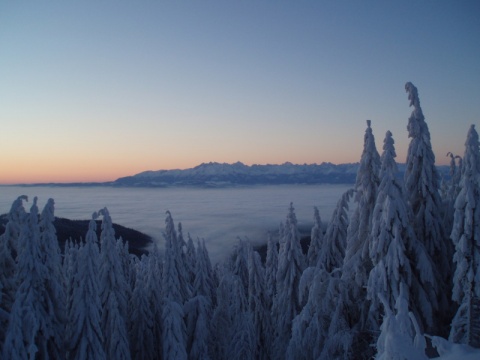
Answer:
xmin=1 ymin=82 xmax=479 ymax=359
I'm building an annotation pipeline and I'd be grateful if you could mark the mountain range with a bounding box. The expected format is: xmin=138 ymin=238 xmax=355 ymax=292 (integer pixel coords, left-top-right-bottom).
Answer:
xmin=111 ymin=161 xmax=451 ymax=187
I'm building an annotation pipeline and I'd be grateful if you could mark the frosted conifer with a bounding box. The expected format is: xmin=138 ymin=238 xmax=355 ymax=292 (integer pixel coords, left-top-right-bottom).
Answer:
xmin=2 ymin=198 xmax=53 ymax=359
xmin=343 ymin=119 xmax=381 ymax=290
xmin=0 ymin=195 xmax=27 ymax=345
xmin=67 ymin=213 xmax=105 ymax=360
xmin=318 ymin=189 xmax=354 ymax=272
xmin=307 ymin=207 xmax=323 ymax=267
xmin=404 ymin=82 xmax=452 ymax=326
xmin=272 ymin=203 xmax=306 ymax=359
xmin=98 ymin=208 xmax=130 ymax=359
xmin=39 ymin=198 xmax=66 ymax=358
xmin=162 ymin=211 xmax=187 ymax=360
xmin=368 ymin=131 xmax=435 ymax=331
xmin=265 ymin=233 xmax=278 ymax=301
xmin=129 ymin=256 xmax=155 ymax=360
xmin=449 ymin=124 xmax=480 ymax=348
xmin=248 ymin=248 xmax=273 ymax=359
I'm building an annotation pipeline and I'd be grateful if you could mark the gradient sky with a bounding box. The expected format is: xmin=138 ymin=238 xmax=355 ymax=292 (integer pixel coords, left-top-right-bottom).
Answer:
xmin=1 ymin=1 xmax=479 ymax=184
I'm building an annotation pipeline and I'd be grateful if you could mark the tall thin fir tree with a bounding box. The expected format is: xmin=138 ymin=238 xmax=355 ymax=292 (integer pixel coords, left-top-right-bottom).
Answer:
xmin=162 ymin=211 xmax=188 ymax=360
xmin=343 ymin=119 xmax=381 ymax=290
xmin=98 ymin=208 xmax=131 ymax=360
xmin=2 ymin=198 xmax=54 ymax=359
xmin=145 ymin=244 xmax=163 ymax=359
xmin=265 ymin=233 xmax=278 ymax=302
xmin=307 ymin=207 xmax=324 ymax=267
xmin=39 ymin=198 xmax=66 ymax=359
xmin=449 ymin=124 xmax=480 ymax=348
xmin=184 ymin=239 xmax=214 ymax=360
xmin=367 ymin=131 xmax=435 ymax=333
xmin=317 ymin=189 xmax=354 ymax=272
xmin=128 ymin=256 xmax=155 ymax=360
xmin=341 ymin=120 xmax=381 ymax=357
xmin=67 ymin=213 xmax=106 ymax=360
xmin=248 ymin=247 xmax=273 ymax=360
xmin=271 ymin=203 xmax=306 ymax=360
xmin=404 ymin=82 xmax=452 ymax=328
xmin=0 ymin=195 xmax=27 ymax=346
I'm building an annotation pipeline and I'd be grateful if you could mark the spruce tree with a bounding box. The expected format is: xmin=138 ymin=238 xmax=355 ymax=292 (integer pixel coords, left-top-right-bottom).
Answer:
xmin=162 ymin=211 xmax=188 ymax=360
xmin=248 ymin=248 xmax=273 ymax=360
xmin=449 ymin=124 xmax=480 ymax=348
xmin=404 ymin=82 xmax=452 ymax=328
xmin=307 ymin=207 xmax=324 ymax=267
xmin=98 ymin=208 xmax=130 ymax=359
xmin=67 ymin=213 xmax=106 ymax=360
xmin=368 ymin=131 xmax=435 ymax=332
xmin=129 ymin=256 xmax=155 ymax=360
xmin=39 ymin=198 xmax=66 ymax=358
xmin=271 ymin=203 xmax=306 ymax=359
xmin=318 ymin=189 xmax=354 ymax=272
xmin=0 ymin=196 xmax=27 ymax=347
xmin=265 ymin=233 xmax=278 ymax=301
xmin=2 ymin=198 xmax=54 ymax=359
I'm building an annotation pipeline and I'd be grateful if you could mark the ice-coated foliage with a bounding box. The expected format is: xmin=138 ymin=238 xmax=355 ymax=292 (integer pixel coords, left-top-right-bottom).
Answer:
xmin=404 ymin=82 xmax=452 ymax=325
xmin=307 ymin=207 xmax=323 ymax=267
xmin=162 ymin=211 xmax=187 ymax=360
xmin=368 ymin=131 xmax=436 ymax=331
xmin=98 ymin=208 xmax=131 ymax=359
xmin=343 ymin=120 xmax=380 ymax=289
xmin=128 ymin=256 xmax=155 ymax=360
xmin=0 ymin=195 xmax=27 ymax=346
xmin=272 ymin=203 xmax=306 ymax=359
xmin=318 ymin=189 xmax=354 ymax=272
xmin=2 ymin=198 xmax=56 ymax=359
xmin=340 ymin=120 xmax=381 ymax=357
xmin=375 ymin=286 xmax=427 ymax=360
xmin=449 ymin=125 xmax=480 ymax=348
xmin=265 ymin=233 xmax=278 ymax=301
xmin=67 ymin=213 xmax=106 ymax=360
xmin=144 ymin=244 xmax=163 ymax=358
xmin=185 ymin=240 xmax=214 ymax=360
xmin=39 ymin=198 xmax=66 ymax=358
xmin=248 ymin=248 xmax=273 ymax=359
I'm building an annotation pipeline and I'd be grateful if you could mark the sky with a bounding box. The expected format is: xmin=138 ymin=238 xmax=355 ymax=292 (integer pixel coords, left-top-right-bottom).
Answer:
xmin=0 ymin=0 xmax=479 ymax=184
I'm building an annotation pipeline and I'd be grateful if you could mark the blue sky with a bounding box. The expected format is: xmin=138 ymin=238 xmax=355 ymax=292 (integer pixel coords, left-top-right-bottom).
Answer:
xmin=0 ymin=1 xmax=479 ymax=183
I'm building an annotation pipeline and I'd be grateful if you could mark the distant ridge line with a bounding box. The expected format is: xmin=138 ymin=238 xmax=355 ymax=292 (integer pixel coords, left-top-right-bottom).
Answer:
xmin=7 ymin=161 xmax=450 ymax=187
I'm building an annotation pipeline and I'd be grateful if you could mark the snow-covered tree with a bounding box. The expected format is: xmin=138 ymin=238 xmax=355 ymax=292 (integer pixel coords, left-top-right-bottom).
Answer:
xmin=248 ymin=248 xmax=273 ymax=360
xmin=343 ymin=119 xmax=381 ymax=291
xmin=144 ymin=244 xmax=163 ymax=359
xmin=0 ymin=195 xmax=27 ymax=346
xmin=307 ymin=207 xmax=323 ymax=267
xmin=375 ymin=285 xmax=427 ymax=360
xmin=162 ymin=211 xmax=187 ymax=360
xmin=271 ymin=203 xmax=306 ymax=359
xmin=367 ymin=131 xmax=436 ymax=331
xmin=2 ymin=198 xmax=56 ymax=359
xmin=318 ymin=189 xmax=354 ymax=272
xmin=39 ymin=198 xmax=66 ymax=358
xmin=404 ymin=82 xmax=452 ymax=326
xmin=128 ymin=256 xmax=155 ymax=360
xmin=98 ymin=208 xmax=130 ymax=359
xmin=67 ymin=213 xmax=106 ymax=360
xmin=341 ymin=120 xmax=381 ymax=356
xmin=227 ymin=238 xmax=251 ymax=295
xmin=185 ymin=240 xmax=214 ymax=360
xmin=226 ymin=275 xmax=255 ymax=360
xmin=265 ymin=233 xmax=278 ymax=301
xmin=449 ymin=124 xmax=480 ymax=348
